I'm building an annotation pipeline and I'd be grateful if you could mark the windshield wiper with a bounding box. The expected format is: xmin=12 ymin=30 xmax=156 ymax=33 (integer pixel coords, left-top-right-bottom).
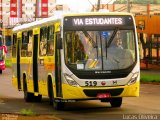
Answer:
xmin=82 ymin=31 xmax=97 ymax=48
xmin=107 ymin=27 xmax=119 ymax=48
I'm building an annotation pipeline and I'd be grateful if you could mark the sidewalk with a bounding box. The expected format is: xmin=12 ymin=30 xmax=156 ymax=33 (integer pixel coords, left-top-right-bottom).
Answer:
xmin=140 ymin=69 xmax=160 ymax=75
xmin=140 ymin=62 xmax=160 ymax=75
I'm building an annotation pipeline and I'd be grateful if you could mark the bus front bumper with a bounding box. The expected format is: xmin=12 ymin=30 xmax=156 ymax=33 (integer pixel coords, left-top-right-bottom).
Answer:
xmin=61 ymin=82 xmax=140 ymax=99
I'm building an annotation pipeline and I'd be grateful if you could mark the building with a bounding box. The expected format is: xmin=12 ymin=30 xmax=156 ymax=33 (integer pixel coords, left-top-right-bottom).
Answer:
xmin=91 ymin=3 xmax=160 ymax=15
xmin=0 ymin=0 xmax=69 ymax=28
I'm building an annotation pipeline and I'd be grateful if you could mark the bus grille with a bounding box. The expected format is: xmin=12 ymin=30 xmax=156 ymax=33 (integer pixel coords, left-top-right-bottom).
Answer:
xmin=83 ymin=88 xmax=124 ymax=97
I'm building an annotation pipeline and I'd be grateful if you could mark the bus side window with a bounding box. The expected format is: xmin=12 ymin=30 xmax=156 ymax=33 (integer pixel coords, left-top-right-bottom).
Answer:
xmin=47 ymin=25 xmax=54 ymax=56
xmin=12 ymin=34 xmax=17 ymax=58
xmin=40 ymin=27 xmax=47 ymax=56
xmin=27 ymin=31 xmax=33 ymax=57
xmin=21 ymin=31 xmax=28 ymax=57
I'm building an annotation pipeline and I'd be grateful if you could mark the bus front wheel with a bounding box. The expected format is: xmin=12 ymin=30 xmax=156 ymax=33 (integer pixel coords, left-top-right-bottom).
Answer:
xmin=23 ymin=76 xmax=34 ymax=102
xmin=53 ymin=100 xmax=65 ymax=110
xmin=48 ymin=79 xmax=65 ymax=110
xmin=110 ymin=97 xmax=122 ymax=107
xmin=34 ymin=95 xmax=42 ymax=102
xmin=0 ymin=70 xmax=2 ymax=74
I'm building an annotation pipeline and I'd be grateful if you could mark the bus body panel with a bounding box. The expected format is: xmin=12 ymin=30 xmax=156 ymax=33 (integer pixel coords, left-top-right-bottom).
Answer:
xmin=61 ymin=81 xmax=139 ymax=99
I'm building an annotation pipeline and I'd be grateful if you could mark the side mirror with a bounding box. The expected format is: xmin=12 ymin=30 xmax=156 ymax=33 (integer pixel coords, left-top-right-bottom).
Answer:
xmin=57 ymin=38 xmax=62 ymax=49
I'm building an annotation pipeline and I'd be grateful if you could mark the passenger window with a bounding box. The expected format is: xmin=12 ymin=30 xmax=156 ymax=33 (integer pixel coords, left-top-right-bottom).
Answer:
xmin=21 ymin=31 xmax=33 ymax=57
xmin=27 ymin=31 xmax=33 ymax=57
xmin=21 ymin=32 xmax=28 ymax=57
xmin=40 ymin=27 xmax=48 ymax=56
xmin=47 ymin=25 xmax=54 ymax=56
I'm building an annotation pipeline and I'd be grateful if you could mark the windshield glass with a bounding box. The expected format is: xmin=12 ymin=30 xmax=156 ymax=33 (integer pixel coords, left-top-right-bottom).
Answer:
xmin=0 ymin=49 xmax=3 ymax=61
xmin=64 ymin=30 xmax=136 ymax=71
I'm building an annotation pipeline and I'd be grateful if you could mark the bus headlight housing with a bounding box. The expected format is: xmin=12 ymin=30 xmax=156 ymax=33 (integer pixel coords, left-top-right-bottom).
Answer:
xmin=64 ymin=74 xmax=79 ymax=87
xmin=128 ymin=72 xmax=139 ymax=85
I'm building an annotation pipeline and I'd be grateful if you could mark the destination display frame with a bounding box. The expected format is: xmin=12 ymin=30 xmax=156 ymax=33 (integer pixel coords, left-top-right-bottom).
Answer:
xmin=63 ymin=15 xmax=134 ymax=30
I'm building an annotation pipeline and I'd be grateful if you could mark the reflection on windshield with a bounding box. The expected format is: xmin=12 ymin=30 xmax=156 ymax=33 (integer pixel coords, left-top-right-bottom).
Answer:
xmin=64 ymin=30 xmax=136 ymax=71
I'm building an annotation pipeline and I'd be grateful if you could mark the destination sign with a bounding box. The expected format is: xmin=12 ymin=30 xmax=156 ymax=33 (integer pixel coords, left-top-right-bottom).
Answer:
xmin=64 ymin=15 xmax=134 ymax=30
xmin=73 ymin=17 xmax=123 ymax=26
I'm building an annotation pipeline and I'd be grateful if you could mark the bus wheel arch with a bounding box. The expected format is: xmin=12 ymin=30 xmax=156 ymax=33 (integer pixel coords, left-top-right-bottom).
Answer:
xmin=47 ymin=75 xmax=65 ymax=110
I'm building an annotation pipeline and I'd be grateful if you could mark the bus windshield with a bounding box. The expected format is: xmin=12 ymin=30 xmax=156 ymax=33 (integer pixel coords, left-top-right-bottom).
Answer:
xmin=64 ymin=29 xmax=136 ymax=71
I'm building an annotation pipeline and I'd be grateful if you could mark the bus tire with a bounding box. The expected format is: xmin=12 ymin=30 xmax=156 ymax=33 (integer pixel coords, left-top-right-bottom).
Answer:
xmin=34 ymin=95 xmax=42 ymax=102
xmin=110 ymin=97 xmax=122 ymax=108
xmin=23 ymin=74 xmax=34 ymax=102
xmin=0 ymin=70 xmax=2 ymax=74
xmin=47 ymin=77 xmax=65 ymax=110
xmin=24 ymin=91 xmax=34 ymax=102
xmin=53 ymin=100 xmax=65 ymax=110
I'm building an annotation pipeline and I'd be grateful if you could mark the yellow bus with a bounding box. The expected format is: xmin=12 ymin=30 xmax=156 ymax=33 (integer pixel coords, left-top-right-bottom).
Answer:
xmin=12 ymin=11 xmax=140 ymax=110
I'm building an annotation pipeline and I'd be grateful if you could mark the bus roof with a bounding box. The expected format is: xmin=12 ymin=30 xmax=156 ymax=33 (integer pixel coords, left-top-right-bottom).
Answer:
xmin=12 ymin=15 xmax=62 ymax=32
xmin=63 ymin=11 xmax=134 ymax=17
xmin=12 ymin=11 xmax=134 ymax=32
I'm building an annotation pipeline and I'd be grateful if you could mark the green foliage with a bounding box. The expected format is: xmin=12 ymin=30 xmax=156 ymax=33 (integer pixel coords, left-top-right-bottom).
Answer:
xmin=19 ymin=109 xmax=36 ymax=116
xmin=5 ymin=58 xmax=12 ymax=68
xmin=140 ymin=72 xmax=160 ymax=83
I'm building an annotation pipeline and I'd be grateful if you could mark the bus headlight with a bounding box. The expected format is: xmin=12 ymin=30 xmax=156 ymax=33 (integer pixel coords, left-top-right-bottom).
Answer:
xmin=128 ymin=72 xmax=139 ymax=85
xmin=64 ymin=74 xmax=79 ymax=87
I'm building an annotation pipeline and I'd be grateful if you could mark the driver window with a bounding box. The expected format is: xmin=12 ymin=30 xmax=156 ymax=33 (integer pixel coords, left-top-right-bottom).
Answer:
xmin=74 ymin=34 xmax=85 ymax=62
xmin=65 ymin=32 xmax=85 ymax=64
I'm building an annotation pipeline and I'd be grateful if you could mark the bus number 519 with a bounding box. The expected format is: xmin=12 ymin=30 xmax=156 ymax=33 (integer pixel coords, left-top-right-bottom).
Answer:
xmin=85 ymin=81 xmax=97 ymax=86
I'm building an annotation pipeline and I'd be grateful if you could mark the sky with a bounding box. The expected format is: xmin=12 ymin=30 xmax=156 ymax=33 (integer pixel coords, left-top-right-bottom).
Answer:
xmin=56 ymin=0 xmax=115 ymax=12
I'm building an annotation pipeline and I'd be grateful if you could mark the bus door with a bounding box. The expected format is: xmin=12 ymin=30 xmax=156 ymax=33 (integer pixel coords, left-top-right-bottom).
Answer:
xmin=55 ymin=32 xmax=62 ymax=97
xmin=33 ymin=33 xmax=39 ymax=93
xmin=17 ymin=39 xmax=21 ymax=90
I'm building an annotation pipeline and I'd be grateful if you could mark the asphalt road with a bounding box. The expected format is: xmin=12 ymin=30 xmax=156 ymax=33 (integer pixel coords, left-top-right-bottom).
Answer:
xmin=0 ymin=68 xmax=160 ymax=120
